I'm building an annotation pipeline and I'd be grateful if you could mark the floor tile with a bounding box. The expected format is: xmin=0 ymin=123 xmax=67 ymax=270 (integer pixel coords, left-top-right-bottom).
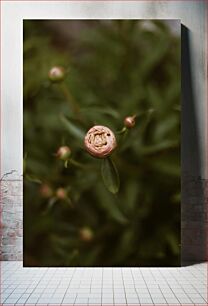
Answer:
xmin=0 ymin=261 xmax=207 ymax=306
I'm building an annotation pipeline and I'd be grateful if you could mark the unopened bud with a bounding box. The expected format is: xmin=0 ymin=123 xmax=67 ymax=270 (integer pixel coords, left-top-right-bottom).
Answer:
xmin=40 ymin=184 xmax=53 ymax=198
xmin=79 ymin=227 xmax=94 ymax=242
xmin=84 ymin=125 xmax=117 ymax=158
xmin=124 ymin=115 xmax=136 ymax=128
xmin=56 ymin=188 xmax=67 ymax=200
xmin=56 ymin=146 xmax=71 ymax=161
xmin=48 ymin=66 xmax=65 ymax=82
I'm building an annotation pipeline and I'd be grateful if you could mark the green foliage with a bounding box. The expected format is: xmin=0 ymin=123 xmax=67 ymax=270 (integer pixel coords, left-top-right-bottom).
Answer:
xmin=24 ymin=20 xmax=181 ymax=266
xmin=101 ymin=157 xmax=120 ymax=194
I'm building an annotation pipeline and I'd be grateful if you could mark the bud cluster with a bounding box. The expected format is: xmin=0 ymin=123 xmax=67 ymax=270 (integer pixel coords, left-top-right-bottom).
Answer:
xmin=48 ymin=66 xmax=65 ymax=82
xmin=56 ymin=146 xmax=71 ymax=161
xmin=79 ymin=227 xmax=94 ymax=242
xmin=124 ymin=115 xmax=136 ymax=128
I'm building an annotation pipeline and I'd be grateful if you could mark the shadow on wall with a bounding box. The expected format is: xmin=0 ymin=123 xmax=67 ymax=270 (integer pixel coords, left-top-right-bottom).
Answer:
xmin=181 ymin=25 xmax=206 ymax=266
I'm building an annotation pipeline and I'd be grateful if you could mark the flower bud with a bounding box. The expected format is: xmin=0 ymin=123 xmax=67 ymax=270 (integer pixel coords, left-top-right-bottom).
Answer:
xmin=124 ymin=116 xmax=136 ymax=128
xmin=84 ymin=125 xmax=117 ymax=158
xmin=79 ymin=227 xmax=94 ymax=242
xmin=40 ymin=184 xmax=53 ymax=198
xmin=48 ymin=66 xmax=65 ymax=82
xmin=56 ymin=146 xmax=71 ymax=161
xmin=56 ymin=187 xmax=67 ymax=200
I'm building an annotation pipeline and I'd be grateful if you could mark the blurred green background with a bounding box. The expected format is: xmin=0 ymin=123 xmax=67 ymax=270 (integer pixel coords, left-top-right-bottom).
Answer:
xmin=23 ymin=20 xmax=181 ymax=267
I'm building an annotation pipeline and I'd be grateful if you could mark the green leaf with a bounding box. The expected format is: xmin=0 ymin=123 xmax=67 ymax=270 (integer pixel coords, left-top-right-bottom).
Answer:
xmin=139 ymin=140 xmax=179 ymax=155
xmin=25 ymin=174 xmax=42 ymax=184
xmin=64 ymin=160 xmax=68 ymax=168
xmin=94 ymin=184 xmax=128 ymax=224
xmin=80 ymin=106 xmax=119 ymax=119
xmin=42 ymin=197 xmax=57 ymax=215
xmin=122 ymin=179 xmax=140 ymax=213
xmin=101 ymin=157 xmax=120 ymax=194
xmin=60 ymin=115 xmax=85 ymax=141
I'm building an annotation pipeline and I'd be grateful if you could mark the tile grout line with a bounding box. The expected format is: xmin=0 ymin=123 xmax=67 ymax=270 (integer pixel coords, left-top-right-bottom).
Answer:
xmin=121 ymin=268 xmax=127 ymax=306
xmin=140 ymin=269 xmax=154 ymax=305
xmin=61 ymin=267 xmax=77 ymax=305
xmin=130 ymin=267 xmax=141 ymax=305
xmin=168 ymin=267 xmax=205 ymax=303
xmin=157 ymin=267 xmax=181 ymax=304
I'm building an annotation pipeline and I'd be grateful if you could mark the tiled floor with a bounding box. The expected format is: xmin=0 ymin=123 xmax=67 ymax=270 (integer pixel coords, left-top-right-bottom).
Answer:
xmin=0 ymin=261 xmax=207 ymax=305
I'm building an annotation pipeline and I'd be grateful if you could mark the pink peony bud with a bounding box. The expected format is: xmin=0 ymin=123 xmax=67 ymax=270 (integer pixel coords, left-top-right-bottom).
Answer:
xmin=48 ymin=66 xmax=65 ymax=82
xmin=56 ymin=146 xmax=71 ymax=161
xmin=56 ymin=187 xmax=67 ymax=200
xmin=40 ymin=184 xmax=53 ymax=198
xmin=84 ymin=125 xmax=117 ymax=158
xmin=124 ymin=115 xmax=136 ymax=128
xmin=79 ymin=227 xmax=94 ymax=242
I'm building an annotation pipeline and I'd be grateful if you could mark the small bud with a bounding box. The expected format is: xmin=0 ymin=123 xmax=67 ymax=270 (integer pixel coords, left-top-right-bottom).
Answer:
xmin=48 ymin=66 xmax=65 ymax=82
xmin=84 ymin=125 xmax=117 ymax=158
xmin=80 ymin=227 xmax=94 ymax=242
xmin=56 ymin=187 xmax=67 ymax=200
xmin=56 ymin=146 xmax=71 ymax=161
xmin=124 ymin=115 xmax=136 ymax=128
xmin=40 ymin=184 xmax=53 ymax=198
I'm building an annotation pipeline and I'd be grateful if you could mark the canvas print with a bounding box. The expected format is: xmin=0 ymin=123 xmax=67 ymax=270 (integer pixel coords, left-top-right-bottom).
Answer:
xmin=23 ymin=20 xmax=181 ymax=267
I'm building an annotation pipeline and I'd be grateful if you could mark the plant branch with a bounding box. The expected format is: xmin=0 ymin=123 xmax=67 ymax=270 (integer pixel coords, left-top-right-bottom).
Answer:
xmin=59 ymin=82 xmax=81 ymax=117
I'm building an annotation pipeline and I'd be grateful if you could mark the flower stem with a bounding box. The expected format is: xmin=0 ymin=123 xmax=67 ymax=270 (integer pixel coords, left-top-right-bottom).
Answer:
xmin=116 ymin=127 xmax=127 ymax=135
xmin=119 ymin=128 xmax=129 ymax=147
xmin=69 ymin=158 xmax=91 ymax=170
xmin=59 ymin=82 xmax=81 ymax=117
